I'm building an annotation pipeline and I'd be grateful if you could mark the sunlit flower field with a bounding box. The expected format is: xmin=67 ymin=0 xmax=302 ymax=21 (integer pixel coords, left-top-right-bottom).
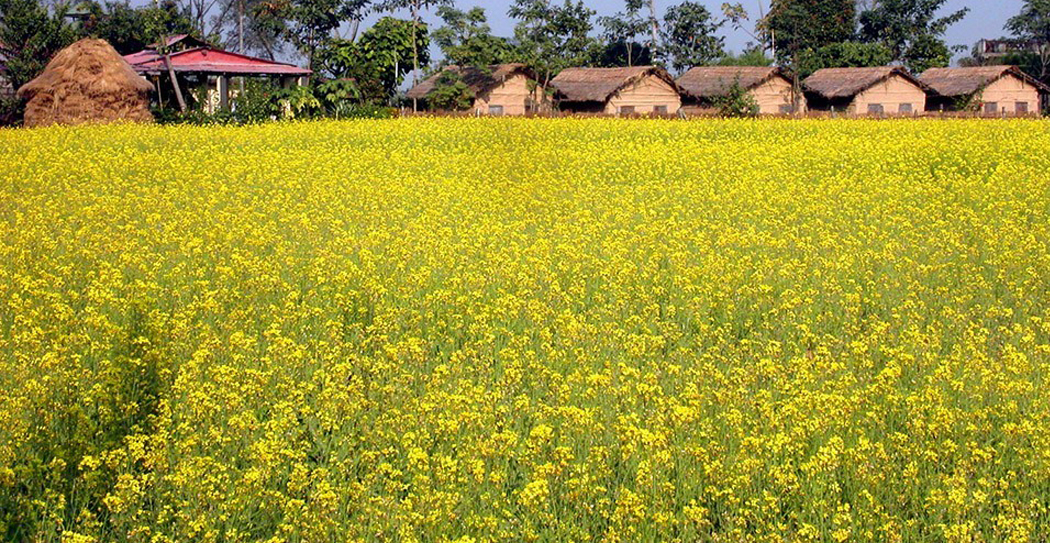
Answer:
xmin=2 ymin=118 xmax=1050 ymax=542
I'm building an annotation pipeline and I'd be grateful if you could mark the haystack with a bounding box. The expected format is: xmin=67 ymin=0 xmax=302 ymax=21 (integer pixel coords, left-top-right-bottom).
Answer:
xmin=17 ymin=38 xmax=153 ymax=128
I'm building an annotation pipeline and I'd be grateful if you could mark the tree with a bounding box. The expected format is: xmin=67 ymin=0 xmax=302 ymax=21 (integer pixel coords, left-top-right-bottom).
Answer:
xmin=1006 ymin=0 xmax=1050 ymax=79
xmin=210 ymin=0 xmax=286 ymax=58
xmin=256 ymin=0 xmax=371 ymax=70
xmin=0 ymin=0 xmax=78 ymax=91
xmin=795 ymin=40 xmax=893 ymax=76
xmin=661 ymin=1 xmax=725 ymax=73
xmin=432 ymin=6 xmax=513 ymax=67
xmin=428 ymin=69 xmax=475 ymax=110
xmin=375 ymin=0 xmax=449 ymax=110
xmin=509 ymin=0 xmax=598 ymax=86
xmin=717 ymin=46 xmax=774 ymax=66
xmin=316 ymin=17 xmax=427 ymax=103
xmin=597 ymin=1 xmax=650 ymax=67
xmin=858 ymin=0 xmax=969 ymax=73
xmin=762 ymin=0 xmax=855 ymax=63
xmin=79 ymin=0 xmax=195 ymax=55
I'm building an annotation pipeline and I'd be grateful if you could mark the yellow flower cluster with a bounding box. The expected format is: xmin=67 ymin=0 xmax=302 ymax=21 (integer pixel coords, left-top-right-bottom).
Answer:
xmin=1 ymin=118 xmax=1049 ymax=542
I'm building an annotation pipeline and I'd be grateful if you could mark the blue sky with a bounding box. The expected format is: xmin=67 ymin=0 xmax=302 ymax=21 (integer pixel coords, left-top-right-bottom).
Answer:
xmin=365 ymin=0 xmax=1019 ymax=63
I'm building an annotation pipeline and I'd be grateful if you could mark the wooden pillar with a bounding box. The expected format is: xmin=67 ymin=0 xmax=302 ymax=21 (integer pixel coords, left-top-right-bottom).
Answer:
xmin=219 ymin=75 xmax=230 ymax=111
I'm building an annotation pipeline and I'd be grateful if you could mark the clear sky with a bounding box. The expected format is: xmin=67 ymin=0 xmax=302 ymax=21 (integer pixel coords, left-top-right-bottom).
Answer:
xmin=364 ymin=0 xmax=1020 ymax=64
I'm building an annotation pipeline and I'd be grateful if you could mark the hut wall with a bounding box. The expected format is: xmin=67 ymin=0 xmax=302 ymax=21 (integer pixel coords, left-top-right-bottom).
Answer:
xmin=751 ymin=76 xmax=801 ymax=114
xmin=475 ymin=73 xmax=544 ymax=115
xmin=605 ymin=75 xmax=681 ymax=115
xmin=980 ymin=75 xmax=1040 ymax=114
xmin=852 ymin=75 xmax=927 ymax=115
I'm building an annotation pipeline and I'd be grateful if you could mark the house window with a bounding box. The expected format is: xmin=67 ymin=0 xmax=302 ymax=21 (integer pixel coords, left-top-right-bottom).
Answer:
xmin=867 ymin=103 xmax=884 ymax=115
xmin=984 ymin=102 xmax=999 ymax=114
xmin=489 ymin=105 xmax=504 ymax=116
xmin=653 ymin=105 xmax=668 ymax=115
xmin=618 ymin=105 xmax=635 ymax=115
xmin=1016 ymin=101 xmax=1029 ymax=113
xmin=524 ymin=99 xmax=534 ymax=113
xmin=899 ymin=103 xmax=913 ymax=114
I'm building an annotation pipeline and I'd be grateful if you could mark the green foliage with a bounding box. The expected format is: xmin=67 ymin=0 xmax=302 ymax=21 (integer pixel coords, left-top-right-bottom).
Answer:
xmin=509 ymin=0 xmax=598 ymax=85
xmin=427 ymin=69 xmax=475 ymax=111
xmin=317 ymin=17 xmax=428 ymax=103
xmin=857 ymin=0 xmax=968 ymax=73
xmin=433 ymin=6 xmax=513 ymax=67
xmin=661 ymin=1 xmax=726 ymax=73
xmin=79 ymin=0 xmax=195 ymax=55
xmin=597 ymin=2 xmax=649 ymax=67
xmin=0 ymin=0 xmax=78 ymax=91
xmin=717 ymin=46 xmax=774 ymax=66
xmin=763 ymin=0 xmax=856 ymax=61
xmin=796 ymin=41 xmax=894 ymax=78
xmin=317 ymin=77 xmax=361 ymax=105
xmin=713 ymin=78 xmax=759 ymax=117
xmin=1006 ymin=0 xmax=1050 ymax=80
xmin=1007 ymin=0 xmax=1050 ymax=43
xmin=254 ymin=0 xmax=372 ymax=70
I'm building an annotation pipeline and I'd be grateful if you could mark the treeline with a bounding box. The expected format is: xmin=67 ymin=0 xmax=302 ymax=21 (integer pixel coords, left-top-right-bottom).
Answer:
xmin=3 ymin=0 xmax=1050 ymax=121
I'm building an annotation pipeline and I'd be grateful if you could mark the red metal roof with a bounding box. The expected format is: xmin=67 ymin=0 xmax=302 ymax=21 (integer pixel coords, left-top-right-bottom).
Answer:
xmin=124 ymin=47 xmax=311 ymax=76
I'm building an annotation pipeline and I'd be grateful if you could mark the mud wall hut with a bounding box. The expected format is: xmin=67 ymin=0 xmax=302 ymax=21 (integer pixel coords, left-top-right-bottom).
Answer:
xmin=551 ymin=66 xmax=681 ymax=115
xmin=677 ymin=66 xmax=801 ymax=115
xmin=919 ymin=66 xmax=1047 ymax=115
xmin=803 ymin=67 xmax=928 ymax=116
xmin=406 ymin=64 xmax=546 ymax=115
xmin=17 ymin=38 xmax=153 ymax=128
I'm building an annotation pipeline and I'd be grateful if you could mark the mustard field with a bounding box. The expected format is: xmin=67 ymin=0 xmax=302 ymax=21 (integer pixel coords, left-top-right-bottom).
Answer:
xmin=2 ymin=118 xmax=1050 ymax=542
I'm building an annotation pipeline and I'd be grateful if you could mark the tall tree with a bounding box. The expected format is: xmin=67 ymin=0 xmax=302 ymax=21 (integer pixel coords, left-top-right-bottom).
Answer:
xmin=1006 ymin=0 xmax=1050 ymax=79
xmin=432 ymin=6 xmax=513 ymax=67
xmin=597 ymin=1 xmax=649 ymax=67
xmin=858 ymin=0 xmax=969 ymax=73
xmin=509 ymin=0 xmax=598 ymax=86
xmin=80 ymin=0 xmax=195 ymax=55
xmin=375 ymin=0 xmax=449 ymax=110
xmin=0 ymin=0 xmax=78 ymax=91
xmin=317 ymin=17 xmax=426 ymax=102
xmin=762 ymin=0 xmax=856 ymax=63
xmin=661 ymin=1 xmax=725 ymax=72
xmin=256 ymin=0 xmax=371 ymax=70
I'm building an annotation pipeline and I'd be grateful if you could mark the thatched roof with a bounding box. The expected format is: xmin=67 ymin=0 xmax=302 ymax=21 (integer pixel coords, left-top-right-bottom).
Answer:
xmin=18 ymin=38 xmax=153 ymax=128
xmin=919 ymin=65 xmax=1050 ymax=97
xmin=677 ymin=66 xmax=788 ymax=99
xmin=551 ymin=66 xmax=678 ymax=103
xmin=407 ymin=63 xmax=535 ymax=100
xmin=803 ymin=66 xmax=928 ymax=99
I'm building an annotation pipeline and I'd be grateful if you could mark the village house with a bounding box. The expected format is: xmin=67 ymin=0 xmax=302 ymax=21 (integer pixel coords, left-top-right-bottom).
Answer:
xmin=919 ymin=65 xmax=1047 ymax=115
xmin=550 ymin=66 xmax=681 ymax=115
xmin=803 ymin=66 xmax=928 ymax=115
xmin=406 ymin=63 xmax=546 ymax=115
xmin=676 ymin=66 xmax=801 ymax=115
xmin=124 ymin=36 xmax=311 ymax=113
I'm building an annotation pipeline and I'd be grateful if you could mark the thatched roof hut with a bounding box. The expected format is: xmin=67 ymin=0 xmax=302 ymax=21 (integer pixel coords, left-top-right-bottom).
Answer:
xmin=803 ymin=66 xmax=929 ymax=115
xmin=919 ymin=65 xmax=1048 ymax=114
xmin=17 ymin=38 xmax=153 ymax=128
xmin=406 ymin=63 xmax=545 ymax=115
xmin=677 ymin=66 xmax=801 ymax=114
xmin=551 ymin=66 xmax=681 ymax=115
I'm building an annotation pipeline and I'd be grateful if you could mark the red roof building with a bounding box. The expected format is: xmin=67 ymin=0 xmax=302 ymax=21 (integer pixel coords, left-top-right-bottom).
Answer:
xmin=125 ymin=47 xmax=311 ymax=77
xmin=123 ymin=43 xmax=311 ymax=111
